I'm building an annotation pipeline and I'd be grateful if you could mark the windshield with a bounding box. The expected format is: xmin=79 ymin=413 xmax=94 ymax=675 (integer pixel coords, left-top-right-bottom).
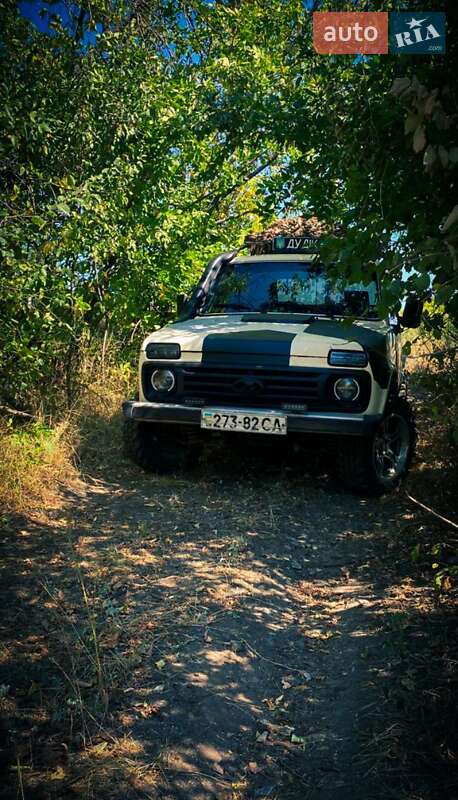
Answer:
xmin=200 ymin=260 xmax=379 ymax=319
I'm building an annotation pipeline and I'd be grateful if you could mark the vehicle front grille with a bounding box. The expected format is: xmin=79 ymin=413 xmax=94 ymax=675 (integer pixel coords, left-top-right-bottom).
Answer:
xmin=182 ymin=366 xmax=320 ymax=407
xmin=142 ymin=362 xmax=371 ymax=412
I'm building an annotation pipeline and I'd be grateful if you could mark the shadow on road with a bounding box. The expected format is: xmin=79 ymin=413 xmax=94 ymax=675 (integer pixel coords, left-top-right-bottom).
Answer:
xmin=0 ymin=426 xmax=455 ymax=800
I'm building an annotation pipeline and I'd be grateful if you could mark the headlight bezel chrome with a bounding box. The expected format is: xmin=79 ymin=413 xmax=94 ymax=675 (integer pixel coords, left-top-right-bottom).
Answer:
xmin=328 ymin=349 xmax=368 ymax=368
xmin=146 ymin=342 xmax=181 ymax=360
xmin=334 ymin=376 xmax=360 ymax=402
xmin=151 ymin=368 xmax=176 ymax=393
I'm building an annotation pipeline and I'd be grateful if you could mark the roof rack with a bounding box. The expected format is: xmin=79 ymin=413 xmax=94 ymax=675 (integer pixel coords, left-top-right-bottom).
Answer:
xmin=244 ymin=216 xmax=339 ymax=255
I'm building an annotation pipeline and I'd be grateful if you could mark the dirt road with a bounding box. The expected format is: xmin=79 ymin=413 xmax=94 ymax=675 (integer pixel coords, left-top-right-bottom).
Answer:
xmin=1 ymin=439 xmax=438 ymax=800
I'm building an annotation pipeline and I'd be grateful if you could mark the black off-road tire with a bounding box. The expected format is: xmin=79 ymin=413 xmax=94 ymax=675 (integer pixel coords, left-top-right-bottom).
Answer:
xmin=336 ymin=397 xmax=416 ymax=496
xmin=123 ymin=419 xmax=197 ymax=474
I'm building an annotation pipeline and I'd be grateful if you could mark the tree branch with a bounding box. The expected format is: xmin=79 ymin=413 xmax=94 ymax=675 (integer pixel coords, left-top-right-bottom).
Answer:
xmin=405 ymin=492 xmax=458 ymax=532
xmin=216 ymin=208 xmax=259 ymax=225
xmin=207 ymin=154 xmax=278 ymax=212
xmin=0 ymin=404 xmax=34 ymax=419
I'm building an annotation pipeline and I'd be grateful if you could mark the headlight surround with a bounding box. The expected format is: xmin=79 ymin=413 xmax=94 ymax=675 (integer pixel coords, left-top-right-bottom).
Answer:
xmin=328 ymin=349 xmax=367 ymax=367
xmin=334 ymin=377 xmax=360 ymax=402
xmin=146 ymin=343 xmax=181 ymax=360
xmin=151 ymin=368 xmax=176 ymax=393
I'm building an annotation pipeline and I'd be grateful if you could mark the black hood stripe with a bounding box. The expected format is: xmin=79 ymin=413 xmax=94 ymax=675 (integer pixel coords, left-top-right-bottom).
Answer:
xmin=202 ymin=329 xmax=296 ymax=367
xmin=305 ymin=319 xmax=385 ymax=348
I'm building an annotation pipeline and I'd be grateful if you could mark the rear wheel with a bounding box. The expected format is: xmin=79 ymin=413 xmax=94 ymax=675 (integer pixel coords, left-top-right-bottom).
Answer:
xmin=123 ymin=420 xmax=198 ymax=473
xmin=336 ymin=397 xmax=416 ymax=495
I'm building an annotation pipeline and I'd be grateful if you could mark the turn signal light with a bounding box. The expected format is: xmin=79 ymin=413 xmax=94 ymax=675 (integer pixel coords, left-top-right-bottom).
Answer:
xmin=328 ymin=349 xmax=367 ymax=367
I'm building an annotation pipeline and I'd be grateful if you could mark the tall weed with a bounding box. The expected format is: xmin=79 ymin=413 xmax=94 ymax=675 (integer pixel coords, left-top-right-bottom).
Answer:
xmin=0 ymin=341 xmax=134 ymax=513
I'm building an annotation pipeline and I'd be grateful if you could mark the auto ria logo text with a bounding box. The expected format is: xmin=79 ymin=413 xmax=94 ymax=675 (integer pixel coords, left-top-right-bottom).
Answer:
xmin=313 ymin=11 xmax=446 ymax=55
xmin=390 ymin=13 xmax=446 ymax=54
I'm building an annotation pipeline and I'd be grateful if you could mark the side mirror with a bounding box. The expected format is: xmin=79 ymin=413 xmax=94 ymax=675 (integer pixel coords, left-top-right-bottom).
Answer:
xmin=401 ymin=296 xmax=423 ymax=329
xmin=176 ymin=292 xmax=189 ymax=315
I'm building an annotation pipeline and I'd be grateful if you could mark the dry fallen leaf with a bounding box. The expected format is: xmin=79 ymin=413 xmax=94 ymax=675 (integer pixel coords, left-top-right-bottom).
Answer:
xmin=134 ymin=702 xmax=162 ymax=718
xmin=389 ymin=77 xmax=410 ymax=96
xmin=413 ymin=125 xmax=426 ymax=153
xmin=442 ymin=205 xmax=458 ymax=234
xmin=93 ymin=741 xmax=109 ymax=754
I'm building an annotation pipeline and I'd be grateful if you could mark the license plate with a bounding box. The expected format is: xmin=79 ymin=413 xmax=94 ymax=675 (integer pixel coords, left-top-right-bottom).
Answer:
xmin=201 ymin=408 xmax=287 ymax=435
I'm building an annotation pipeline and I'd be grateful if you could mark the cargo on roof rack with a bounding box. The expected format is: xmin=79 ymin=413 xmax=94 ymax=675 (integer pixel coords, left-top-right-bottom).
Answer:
xmin=242 ymin=234 xmax=321 ymax=256
xmin=244 ymin=216 xmax=336 ymax=255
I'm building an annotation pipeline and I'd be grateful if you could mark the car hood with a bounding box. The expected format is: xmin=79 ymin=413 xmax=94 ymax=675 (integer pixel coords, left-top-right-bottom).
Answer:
xmin=143 ymin=315 xmax=388 ymax=361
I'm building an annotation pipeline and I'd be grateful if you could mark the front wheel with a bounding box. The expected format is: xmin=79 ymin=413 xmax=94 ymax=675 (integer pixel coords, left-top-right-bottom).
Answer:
xmin=336 ymin=398 xmax=416 ymax=495
xmin=123 ymin=419 xmax=199 ymax=474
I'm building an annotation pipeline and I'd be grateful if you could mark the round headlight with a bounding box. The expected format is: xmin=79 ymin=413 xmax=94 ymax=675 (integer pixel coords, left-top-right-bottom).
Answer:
xmin=334 ymin=377 xmax=360 ymax=402
xmin=151 ymin=368 xmax=175 ymax=392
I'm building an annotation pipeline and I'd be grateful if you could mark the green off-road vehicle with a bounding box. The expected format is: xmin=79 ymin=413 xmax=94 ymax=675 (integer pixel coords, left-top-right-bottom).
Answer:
xmin=123 ymin=235 xmax=421 ymax=494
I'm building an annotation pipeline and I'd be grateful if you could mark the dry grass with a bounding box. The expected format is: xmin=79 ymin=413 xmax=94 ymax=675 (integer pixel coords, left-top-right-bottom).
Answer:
xmin=76 ymin=355 xmax=132 ymax=477
xmin=0 ymin=417 xmax=80 ymax=514
xmin=0 ymin=349 xmax=134 ymax=515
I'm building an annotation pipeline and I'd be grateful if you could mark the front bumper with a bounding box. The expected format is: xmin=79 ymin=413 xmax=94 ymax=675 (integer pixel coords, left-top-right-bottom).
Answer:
xmin=122 ymin=401 xmax=381 ymax=437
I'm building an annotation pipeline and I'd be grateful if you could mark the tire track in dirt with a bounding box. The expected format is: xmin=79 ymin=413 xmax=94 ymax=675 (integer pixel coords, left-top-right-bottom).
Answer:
xmin=2 ymin=444 xmax=431 ymax=800
xmin=65 ymin=452 xmax=412 ymax=800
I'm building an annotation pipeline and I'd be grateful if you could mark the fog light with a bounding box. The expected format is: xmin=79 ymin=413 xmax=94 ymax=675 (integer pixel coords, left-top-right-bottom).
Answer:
xmin=151 ymin=368 xmax=175 ymax=392
xmin=334 ymin=377 xmax=360 ymax=402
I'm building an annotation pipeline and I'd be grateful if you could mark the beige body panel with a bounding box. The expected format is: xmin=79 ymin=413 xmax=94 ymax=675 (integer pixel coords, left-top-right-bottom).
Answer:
xmin=139 ymin=315 xmax=393 ymax=414
xmin=142 ymin=315 xmax=389 ymax=357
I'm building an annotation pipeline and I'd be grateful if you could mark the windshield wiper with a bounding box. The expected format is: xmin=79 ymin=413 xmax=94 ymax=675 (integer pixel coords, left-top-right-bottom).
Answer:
xmin=265 ymin=302 xmax=339 ymax=319
xmin=264 ymin=302 xmax=318 ymax=314
xmin=319 ymin=303 xmax=339 ymax=320
xmin=206 ymin=302 xmax=254 ymax=312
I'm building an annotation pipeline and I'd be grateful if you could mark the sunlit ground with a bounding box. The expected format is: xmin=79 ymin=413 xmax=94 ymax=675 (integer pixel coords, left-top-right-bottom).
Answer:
xmin=0 ymin=430 xmax=454 ymax=800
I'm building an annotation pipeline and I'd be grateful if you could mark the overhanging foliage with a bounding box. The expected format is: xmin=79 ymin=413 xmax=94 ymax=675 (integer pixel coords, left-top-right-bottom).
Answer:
xmin=1 ymin=0 xmax=456 ymax=413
